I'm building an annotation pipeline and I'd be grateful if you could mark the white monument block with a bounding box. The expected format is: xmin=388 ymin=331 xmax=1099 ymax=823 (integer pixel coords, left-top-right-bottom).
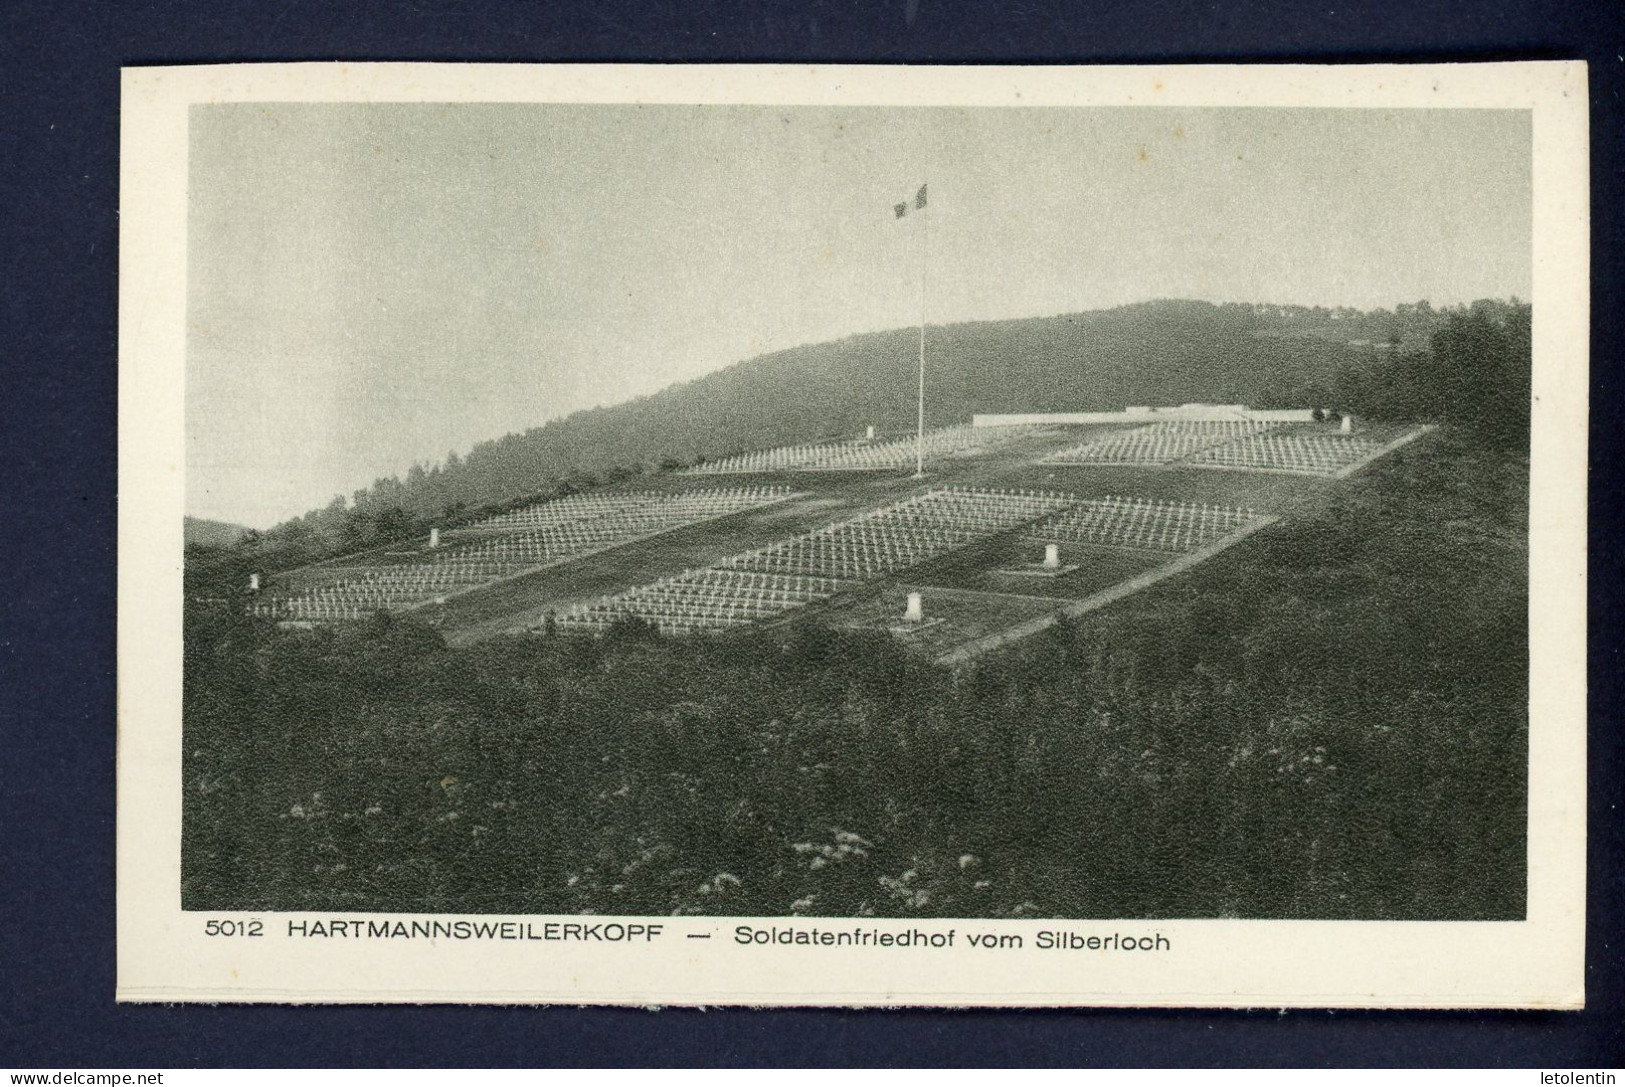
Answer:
xmin=904 ymin=592 xmax=924 ymax=623
xmin=429 ymin=527 xmax=441 ymax=548
xmin=1043 ymin=543 xmax=1060 ymax=569
xmin=248 ymin=572 xmax=261 ymax=592
xmin=1340 ymin=414 xmax=1352 ymax=433
xmin=865 ymin=424 xmax=876 ymax=441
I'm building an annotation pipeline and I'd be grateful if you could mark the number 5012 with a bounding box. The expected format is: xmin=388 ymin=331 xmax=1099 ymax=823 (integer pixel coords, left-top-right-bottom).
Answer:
xmin=203 ymin=918 xmax=264 ymax=937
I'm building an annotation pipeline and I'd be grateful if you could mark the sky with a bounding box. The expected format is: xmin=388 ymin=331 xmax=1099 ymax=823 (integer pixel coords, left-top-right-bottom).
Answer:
xmin=186 ymin=103 xmax=1531 ymax=528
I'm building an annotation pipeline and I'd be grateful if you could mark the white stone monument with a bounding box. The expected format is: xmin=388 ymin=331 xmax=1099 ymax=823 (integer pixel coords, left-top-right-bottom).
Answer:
xmin=248 ymin=572 xmax=261 ymax=592
xmin=865 ymin=424 xmax=876 ymax=441
xmin=1043 ymin=543 xmax=1060 ymax=569
xmin=1340 ymin=414 xmax=1353 ymax=434
xmin=429 ymin=527 xmax=441 ymax=548
xmin=904 ymin=592 xmax=924 ymax=623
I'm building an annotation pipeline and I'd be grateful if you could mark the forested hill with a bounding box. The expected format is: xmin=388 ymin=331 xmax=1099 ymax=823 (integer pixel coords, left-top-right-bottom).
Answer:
xmin=296 ymin=300 xmax=1434 ymax=521
xmin=205 ymin=297 xmax=1521 ymax=575
xmin=586 ymin=300 xmax=1348 ymax=461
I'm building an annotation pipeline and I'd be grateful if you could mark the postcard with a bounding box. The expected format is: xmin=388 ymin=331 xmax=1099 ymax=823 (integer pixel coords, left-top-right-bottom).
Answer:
xmin=118 ymin=61 xmax=1587 ymax=1006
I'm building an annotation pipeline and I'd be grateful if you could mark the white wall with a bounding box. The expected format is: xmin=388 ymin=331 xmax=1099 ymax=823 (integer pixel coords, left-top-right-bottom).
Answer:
xmin=972 ymin=406 xmax=1317 ymax=427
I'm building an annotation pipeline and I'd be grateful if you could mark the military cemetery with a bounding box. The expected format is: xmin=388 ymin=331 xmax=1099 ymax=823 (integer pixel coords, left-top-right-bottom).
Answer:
xmin=243 ymin=411 xmax=1427 ymax=664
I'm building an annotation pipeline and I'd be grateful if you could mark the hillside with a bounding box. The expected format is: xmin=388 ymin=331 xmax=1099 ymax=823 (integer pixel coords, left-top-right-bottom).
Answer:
xmin=182 ymin=429 xmax=1528 ymax=920
xmin=209 ymin=298 xmax=1521 ymax=582
xmin=592 ymin=300 xmax=1348 ymax=460
xmin=181 ymin=301 xmax=1532 ymax=921
xmin=303 ymin=300 xmax=1397 ymax=528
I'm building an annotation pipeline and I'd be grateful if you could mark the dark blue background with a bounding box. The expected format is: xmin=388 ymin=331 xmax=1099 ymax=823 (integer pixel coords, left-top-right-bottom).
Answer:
xmin=2 ymin=0 xmax=1621 ymax=1068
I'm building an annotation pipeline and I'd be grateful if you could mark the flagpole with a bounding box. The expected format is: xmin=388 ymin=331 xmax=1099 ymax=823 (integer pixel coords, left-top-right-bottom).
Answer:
xmin=914 ymin=185 xmax=928 ymax=479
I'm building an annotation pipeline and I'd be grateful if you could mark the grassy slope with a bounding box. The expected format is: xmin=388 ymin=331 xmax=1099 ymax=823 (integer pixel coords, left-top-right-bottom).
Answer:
xmin=182 ymin=428 xmax=1527 ymax=920
xmin=996 ymin=426 xmax=1530 ymax=917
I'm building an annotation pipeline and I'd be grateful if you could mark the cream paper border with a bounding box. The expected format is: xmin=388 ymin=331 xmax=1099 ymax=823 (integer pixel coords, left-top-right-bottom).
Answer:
xmin=117 ymin=61 xmax=1589 ymax=1007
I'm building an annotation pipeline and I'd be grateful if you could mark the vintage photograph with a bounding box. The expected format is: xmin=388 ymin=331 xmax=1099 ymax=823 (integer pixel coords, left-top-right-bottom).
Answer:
xmin=179 ymin=98 xmax=1532 ymax=921
xmin=118 ymin=61 xmax=1588 ymax=1007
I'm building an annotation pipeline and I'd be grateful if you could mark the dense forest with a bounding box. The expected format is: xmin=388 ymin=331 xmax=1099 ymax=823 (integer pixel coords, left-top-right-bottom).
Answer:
xmin=191 ymin=298 xmax=1527 ymax=583
xmin=181 ymin=301 xmax=1531 ymax=919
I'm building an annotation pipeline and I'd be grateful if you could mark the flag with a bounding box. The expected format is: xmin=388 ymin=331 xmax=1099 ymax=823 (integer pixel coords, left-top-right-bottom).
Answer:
xmin=892 ymin=184 xmax=928 ymax=220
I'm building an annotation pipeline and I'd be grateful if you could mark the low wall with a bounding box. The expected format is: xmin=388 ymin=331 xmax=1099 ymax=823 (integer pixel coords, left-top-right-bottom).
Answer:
xmin=1244 ymin=409 xmax=1320 ymax=422
xmin=973 ymin=411 xmax=1159 ymax=426
xmin=973 ymin=407 xmax=1317 ymax=427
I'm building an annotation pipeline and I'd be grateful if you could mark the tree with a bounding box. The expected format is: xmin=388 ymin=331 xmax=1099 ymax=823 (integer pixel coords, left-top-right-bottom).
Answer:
xmin=1428 ymin=306 xmax=1531 ymax=447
